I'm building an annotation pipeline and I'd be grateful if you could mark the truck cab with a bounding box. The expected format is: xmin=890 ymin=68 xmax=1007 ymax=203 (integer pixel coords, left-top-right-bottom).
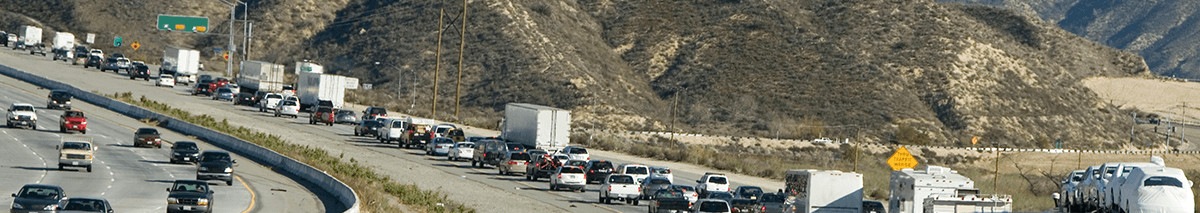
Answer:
xmin=59 ymin=110 xmax=86 ymax=134
xmin=166 ymin=180 xmax=214 ymax=213
xmin=57 ymin=136 xmax=96 ymax=172
xmin=7 ymin=103 xmax=37 ymax=129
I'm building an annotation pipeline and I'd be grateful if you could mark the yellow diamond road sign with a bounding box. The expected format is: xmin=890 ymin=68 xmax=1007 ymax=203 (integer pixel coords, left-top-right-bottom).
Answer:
xmin=887 ymin=146 xmax=918 ymax=171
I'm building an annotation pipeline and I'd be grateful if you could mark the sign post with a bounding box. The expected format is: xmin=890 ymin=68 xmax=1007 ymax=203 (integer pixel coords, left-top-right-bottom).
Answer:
xmin=887 ymin=146 xmax=918 ymax=171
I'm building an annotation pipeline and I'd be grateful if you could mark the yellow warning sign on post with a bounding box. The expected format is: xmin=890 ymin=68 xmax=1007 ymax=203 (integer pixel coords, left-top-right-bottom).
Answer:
xmin=887 ymin=147 xmax=918 ymax=171
xmin=972 ymin=137 xmax=979 ymax=145
xmin=222 ymin=53 xmax=229 ymax=60
xmin=131 ymin=42 xmax=140 ymax=51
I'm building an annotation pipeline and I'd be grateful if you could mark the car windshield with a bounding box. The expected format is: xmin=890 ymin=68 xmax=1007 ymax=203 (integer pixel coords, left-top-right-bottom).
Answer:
xmin=62 ymin=142 xmax=91 ymax=150
xmin=626 ymin=166 xmax=649 ymax=175
xmin=175 ymin=142 xmax=198 ymax=151
xmin=172 ymin=182 xmax=207 ymax=192
xmin=609 ymin=175 xmax=635 ymax=184
xmin=760 ymin=193 xmax=785 ymax=202
xmin=649 ymin=178 xmax=671 ymax=185
xmin=672 ymin=185 xmax=696 ymax=191
xmin=739 ymin=187 xmax=763 ymax=196
xmin=161 ymin=75 xmax=173 ymax=78
xmin=361 ymin=120 xmax=379 ymax=126
xmin=708 ymin=192 xmax=733 ymax=200
xmin=434 ymin=138 xmax=454 ymax=144
xmin=201 ymin=152 xmax=232 ymax=162
xmin=455 ymin=143 xmax=474 ymax=148
xmin=506 ymin=143 xmax=525 ymax=151
xmin=591 ymin=162 xmax=613 ymax=170
xmin=337 ymin=110 xmax=355 ymax=116
xmin=18 ymin=186 xmax=60 ymax=199
xmin=710 ymin=176 xmax=728 ymax=184
xmin=368 ymin=108 xmax=386 ymax=115
xmin=652 ymin=167 xmax=671 ymax=174
xmin=1144 ymin=176 xmax=1184 ymax=187
xmin=267 ymin=94 xmax=282 ymax=99
xmin=699 ymin=201 xmax=730 ymax=212
xmin=656 ymin=190 xmax=685 ymax=199
xmin=392 ymin=121 xmax=405 ymax=128
xmin=561 ymin=166 xmax=584 ymax=173
xmin=217 ymin=88 xmax=232 ymax=93
xmin=11 ymin=105 xmax=33 ymax=111
xmin=62 ymin=199 xmax=106 ymax=211
xmin=282 ymin=101 xmax=297 ymax=106
xmin=509 ymin=153 xmax=531 ymax=161
xmin=51 ymin=91 xmax=70 ymax=99
xmin=136 ymin=128 xmax=159 ymax=134
xmin=436 ymin=127 xmax=450 ymax=134
xmin=569 ymin=148 xmax=588 ymax=154
xmin=64 ymin=111 xmax=84 ymax=117
xmin=567 ymin=160 xmax=588 ymax=167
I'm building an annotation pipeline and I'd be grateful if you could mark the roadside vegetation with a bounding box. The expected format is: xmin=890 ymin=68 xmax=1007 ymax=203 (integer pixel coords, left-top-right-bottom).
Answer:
xmin=106 ymin=92 xmax=473 ymax=213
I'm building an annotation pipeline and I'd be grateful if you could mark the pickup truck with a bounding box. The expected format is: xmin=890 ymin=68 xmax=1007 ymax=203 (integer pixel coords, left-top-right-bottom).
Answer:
xmin=525 ymin=153 xmax=560 ymax=181
xmin=308 ymin=106 xmax=335 ymax=126
xmin=57 ymin=136 xmax=96 ymax=172
xmin=134 ymin=127 xmax=162 ymax=148
xmin=7 ymin=103 xmax=37 ymax=129
xmin=196 ymin=150 xmax=236 ymax=186
xmin=600 ymin=174 xmax=642 ymax=205
xmin=167 ymin=180 xmax=215 ymax=213
xmin=59 ymin=110 xmax=86 ymax=134
xmin=649 ymin=189 xmax=692 ymax=213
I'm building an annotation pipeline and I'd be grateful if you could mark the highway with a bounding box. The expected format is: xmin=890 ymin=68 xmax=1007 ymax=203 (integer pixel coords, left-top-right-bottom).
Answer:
xmin=0 ymin=52 xmax=325 ymax=212
xmin=0 ymin=47 xmax=785 ymax=212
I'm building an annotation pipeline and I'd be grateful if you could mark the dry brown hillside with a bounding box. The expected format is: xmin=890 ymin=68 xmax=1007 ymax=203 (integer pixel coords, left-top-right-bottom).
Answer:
xmin=0 ymin=0 xmax=1166 ymax=150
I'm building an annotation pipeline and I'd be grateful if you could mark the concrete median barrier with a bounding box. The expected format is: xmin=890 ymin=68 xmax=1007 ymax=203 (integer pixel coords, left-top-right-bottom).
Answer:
xmin=0 ymin=65 xmax=360 ymax=213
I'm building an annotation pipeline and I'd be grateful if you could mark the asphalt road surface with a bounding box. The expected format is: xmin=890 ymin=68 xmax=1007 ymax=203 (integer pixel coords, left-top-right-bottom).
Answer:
xmin=0 ymin=47 xmax=785 ymax=212
xmin=0 ymin=54 xmax=325 ymax=212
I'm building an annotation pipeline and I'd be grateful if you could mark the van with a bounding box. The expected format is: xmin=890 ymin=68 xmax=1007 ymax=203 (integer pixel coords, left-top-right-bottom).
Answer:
xmin=617 ymin=164 xmax=651 ymax=184
xmin=472 ymin=139 xmax=508 ymax=168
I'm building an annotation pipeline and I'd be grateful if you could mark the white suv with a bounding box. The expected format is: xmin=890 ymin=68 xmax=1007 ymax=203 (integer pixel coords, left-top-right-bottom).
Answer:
xmin=550 ymin=166 xmax=587 ymax=192
xmin=617 ymin=164 xmax=651 ymax=184
xmin=7 ymin=103 xmax=37 ymax=129
xmin=695 ymin=172 xmax=730 ymax=196
xmin=378 ymin=118 xmax=407 ymax=144
xmin=560 ymin=146 xmax=590 ymax=161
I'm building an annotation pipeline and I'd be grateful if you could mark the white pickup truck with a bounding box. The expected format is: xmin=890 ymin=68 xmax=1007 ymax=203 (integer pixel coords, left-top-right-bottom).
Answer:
xmin=600 ymin=174 xmax=642 ymax=205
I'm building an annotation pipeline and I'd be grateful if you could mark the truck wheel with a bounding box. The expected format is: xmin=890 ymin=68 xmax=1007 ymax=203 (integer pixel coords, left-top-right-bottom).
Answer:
xmin=86 ymin=165 xmax=92 ymax=173
xmin=327 ymin=122 xmax=333 ymax=126
xmin=227 ymin=180 xmax=233 ymax=186
xmin=129 ymin=75 xmax=135 ymax=79
xmin=632 ymin=199 xmax=639 ymax=205
xmin=58 ymin=165 xmax=63 ymax=170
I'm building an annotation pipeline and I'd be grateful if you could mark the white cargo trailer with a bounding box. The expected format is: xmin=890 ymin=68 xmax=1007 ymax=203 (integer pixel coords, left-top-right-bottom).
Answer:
xmin=889 ymin=166 xmax=1012 ymax=213
xmin=784 ymin=170 xmax=864 ymax=213
xmin=295 ymin=61 xmax=323 ymax=74
xmin=500 ymin=103 xmax=570 ymax=150
xmin=22 ymin=26 xmax=42 ymax=45
xmin=296 ymin=72 xmax=348 ymax=110
xmin=162 ymin=46 xmax=201 ymax=85
xmin=237 ymin=60 xmax=286 ymax=93
xmin=51 ymin=32 xmax=75 ymax=61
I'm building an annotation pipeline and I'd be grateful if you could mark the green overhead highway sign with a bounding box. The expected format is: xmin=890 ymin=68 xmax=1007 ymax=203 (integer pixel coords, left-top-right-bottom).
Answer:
xmin=157 ymin=15 xmax=208 ymax=33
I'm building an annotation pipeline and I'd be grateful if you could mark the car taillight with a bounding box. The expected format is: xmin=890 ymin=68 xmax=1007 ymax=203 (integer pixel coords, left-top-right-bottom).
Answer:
xmin=689 ymin=203 xmax=693 ymax=208
xmin=508 ymin=161 xmax=517 ymax=164
xmin=558 ymin=174 xmax=562 ymax=178
xmin=761 ymin=206 xmax=766 ymax=211
xmin=436 ymin=145 xmax=443 ymax=148
xmin=590 ymin=170 xmax=594 ymax=173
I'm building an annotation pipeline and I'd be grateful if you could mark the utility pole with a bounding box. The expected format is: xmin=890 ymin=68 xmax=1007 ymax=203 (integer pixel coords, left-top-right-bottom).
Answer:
xmin=242 ymin=4 xmax=248 ymax=61
xmin=431 ymin=9 xmax=444 ymax=119
xmin=226 ymin=1 xmax=236 ymax=77
xmin=454 ymin=0 xmax=467 ymax=120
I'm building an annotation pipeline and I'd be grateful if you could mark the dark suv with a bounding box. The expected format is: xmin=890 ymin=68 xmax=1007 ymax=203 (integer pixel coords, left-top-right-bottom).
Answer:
xmin=166 ymin=180 xmax=214 ymax=213
xmin=10 ymin=184 xmax=65 ymax=213
xmin=363 ymin=106 xmax=387 ymax=120
xmin=46 ymin=90 xmax=71 ymax=110
xmin=170 ymin=141 xmax=201 ymax=164
xmin=585 ymin=160 xmax=614 ymax=183
xmin=129 ymin=62 xmax=151 ymax=80
xmin=196 ymin=151 xmax=236 ymax=186
xmin=83 ymin=55 xmax=102 ymax=69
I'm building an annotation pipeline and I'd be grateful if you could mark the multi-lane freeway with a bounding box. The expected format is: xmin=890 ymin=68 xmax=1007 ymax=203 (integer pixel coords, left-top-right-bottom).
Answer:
xmin=0 ymin=47 xmax=784 ymax=212
xmin=0 ymin=54 xmax=325 ymax=212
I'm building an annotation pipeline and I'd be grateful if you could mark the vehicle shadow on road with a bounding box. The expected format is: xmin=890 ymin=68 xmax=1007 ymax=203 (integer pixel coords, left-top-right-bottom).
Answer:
xmin=144 ymin=180 xmax=176 ymax=184
xmin=138 ymin=159 xmax=174 ymax=165
xmin=105 ymin=144 xmax=141 ymax=148
xmin=350 ymin=143 xmax=397 ymax=149
xmin=565 ymin=199 xmax=604 ymax=205
xmin=429 ymin=163 xmax=466 ymax=168
xmin=12 ymin=166 xmax=60 ymax=171
xmin=344 ymin=138 xmax=378 ymax=144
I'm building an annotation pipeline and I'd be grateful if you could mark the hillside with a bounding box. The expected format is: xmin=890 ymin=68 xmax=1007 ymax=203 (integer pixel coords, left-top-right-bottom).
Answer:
xmin=0 ymin=0 xmax=1164 ymax=149
xmin=946 ymin=0 xmax=1200 ymax=79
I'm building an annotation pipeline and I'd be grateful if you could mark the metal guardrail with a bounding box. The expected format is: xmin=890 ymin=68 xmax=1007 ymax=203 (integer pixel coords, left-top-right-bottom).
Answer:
xmin=0 ymin=65 xmax=360 ymax=213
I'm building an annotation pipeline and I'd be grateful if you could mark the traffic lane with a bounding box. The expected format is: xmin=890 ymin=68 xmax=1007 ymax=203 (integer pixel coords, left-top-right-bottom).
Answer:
xmin=0 ymin=67 xmax=324 ymax=213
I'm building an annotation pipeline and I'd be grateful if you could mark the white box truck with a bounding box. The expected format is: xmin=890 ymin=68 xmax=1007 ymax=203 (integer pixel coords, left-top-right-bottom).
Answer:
xmin=22 ymin=26 xmax=42 ymax=45
xmin=295 ymin=61 xmax=323 ymax=74
xmin=237 ymin=60 xmax=286 ymax=93
xmin=51 ymin=32 xmax=75 ymax=61
xmin=296 ymin=72 xmax=347 ymax=110
xmin=889 ymin=166 xmax=1012 ymax=213
xmin=784 ymin=170 xmax=864 ymax=213
xmin=500 ymin=103 xmax=570 ymax=150
xmin=162 ymin=46 xmax=200 ymax=85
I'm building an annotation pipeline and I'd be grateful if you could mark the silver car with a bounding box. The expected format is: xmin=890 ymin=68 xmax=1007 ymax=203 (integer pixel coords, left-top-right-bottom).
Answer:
xmin=212 ymin=87 xmax=235 ymax=101
xmin=334 ymin=110 xmax=358 ymax=124
xmin=496 ymin=151 xmax=530 ymax=176
xmin=448 ymin=142 xmax=474 ymax=161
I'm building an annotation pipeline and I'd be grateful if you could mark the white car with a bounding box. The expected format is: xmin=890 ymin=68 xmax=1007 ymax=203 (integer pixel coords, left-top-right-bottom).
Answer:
xmin=273 ymin=100 xmax=299 ymax=118
xmin=560 ymin=146 xmax=590 ymax=161
xmin=427 ymin=137 xmax=455 ymax=156
xmin=6 ymin=103 xmax=37 ymax=129
xmin=692 ymin=199 xmax=732 ymax=213
xmin=550 ymin=166 xmax=587 ymax=192
xmin=695 ymin=172 xmax=731 ymax=196
xmin=448 ymin=142 xmax=474 ymax=161
xmin=552 ymin=153 xmax=570 ymax=165
xmin=156 ymin=74 xmax=175 ymax=87
xmin=650 ymin=166 xmax=674 ymax=183
xmin=258 ymin=93 xmax=282 ymax=112
xmin=617 ymin=164 xmax=651 ymax=184
xmin=224 ymin=83 xmax=240 ymax=94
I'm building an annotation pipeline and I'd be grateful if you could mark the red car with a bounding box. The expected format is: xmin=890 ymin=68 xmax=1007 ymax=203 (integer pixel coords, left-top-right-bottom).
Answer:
xmin=214 ymin=77 xmax=230 ymax=88
xmin=134 ymin=127 xmax=162 ymax=148
xmin=59 ymin=110 xmax=87 ymax=134
xmin=309 ymin=106 xmax=335 ymax=126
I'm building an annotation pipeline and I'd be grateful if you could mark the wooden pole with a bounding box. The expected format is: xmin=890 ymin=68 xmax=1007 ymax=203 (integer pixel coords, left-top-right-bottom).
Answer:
xmin=454 ymin=0 xmax=467 ymax=119
xmin=431 ymin=9 xmax=444 ymax=119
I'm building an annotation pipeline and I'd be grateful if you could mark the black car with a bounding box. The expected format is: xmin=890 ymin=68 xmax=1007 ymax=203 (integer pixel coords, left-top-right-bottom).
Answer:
xmin=166 ymin=180 xmax=214 ymax=213
xmin=10 ymin=184 xmax=65 ymax=213
xmin=60 ymin=197 xmax=113 ymax=213
xmin=234 ymin=93 xmax=256 ymax=106
xmin=129 ymin=63 xmax=151 ymax=80
xmin=354 ymin=120 xmax=382 ymax=137
xmin=196 ymin=150 xmax=235 ymax=186
xmin=170 ymin=141 xmax=201 ymax=164
xmin=191 ymin=81 xmax=213 ymax=96
xmin=11 ymin=40 xmax=25 ymax=50
xmin=863 ymin=200 xmax=886 ymax=213
xmin=363 ymin=106 xmax=387 ymax=120
xmin=46 ymin=90 xmax=71 ymax=110
xmin=83 ymin=55 xmax=102 ymax=69
xmin=29 ymin=43 xmax=46 ymax=56
xmin=584 ymin=160 xmax=614 ymax=183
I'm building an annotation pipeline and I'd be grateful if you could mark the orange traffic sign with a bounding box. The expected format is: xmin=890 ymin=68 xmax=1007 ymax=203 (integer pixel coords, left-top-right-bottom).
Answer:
xmin=971 ymin=136 xmax=979 ymax=145
xmin=887 ymin=146 xmax=918 ymax=170
xmin=222 ymin=53 xmax=229 ymax=60
xmin=131 ymin=42 xmax=140 ymax=51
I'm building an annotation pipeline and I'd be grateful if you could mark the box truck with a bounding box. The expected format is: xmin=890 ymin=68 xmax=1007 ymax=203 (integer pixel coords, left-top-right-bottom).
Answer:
xmin=22 ymin=26 xmax=41 ymax=45
xmin=236 ymin=61 xmax=286 ymax=93
xmin=296 ymin=72 xmax=357 ymax=110
xmin=162 ymin=46 xmax=200 ymax=85
xmin=784 ymin=170 xmax=864 ymax=213
xmin=500 ymin=103 xmax=570 ymax=150
xmin=51 ymin=32 xmax=75 ymax=61
xmin=889 ymin=165 xmax=1012 ymax=213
